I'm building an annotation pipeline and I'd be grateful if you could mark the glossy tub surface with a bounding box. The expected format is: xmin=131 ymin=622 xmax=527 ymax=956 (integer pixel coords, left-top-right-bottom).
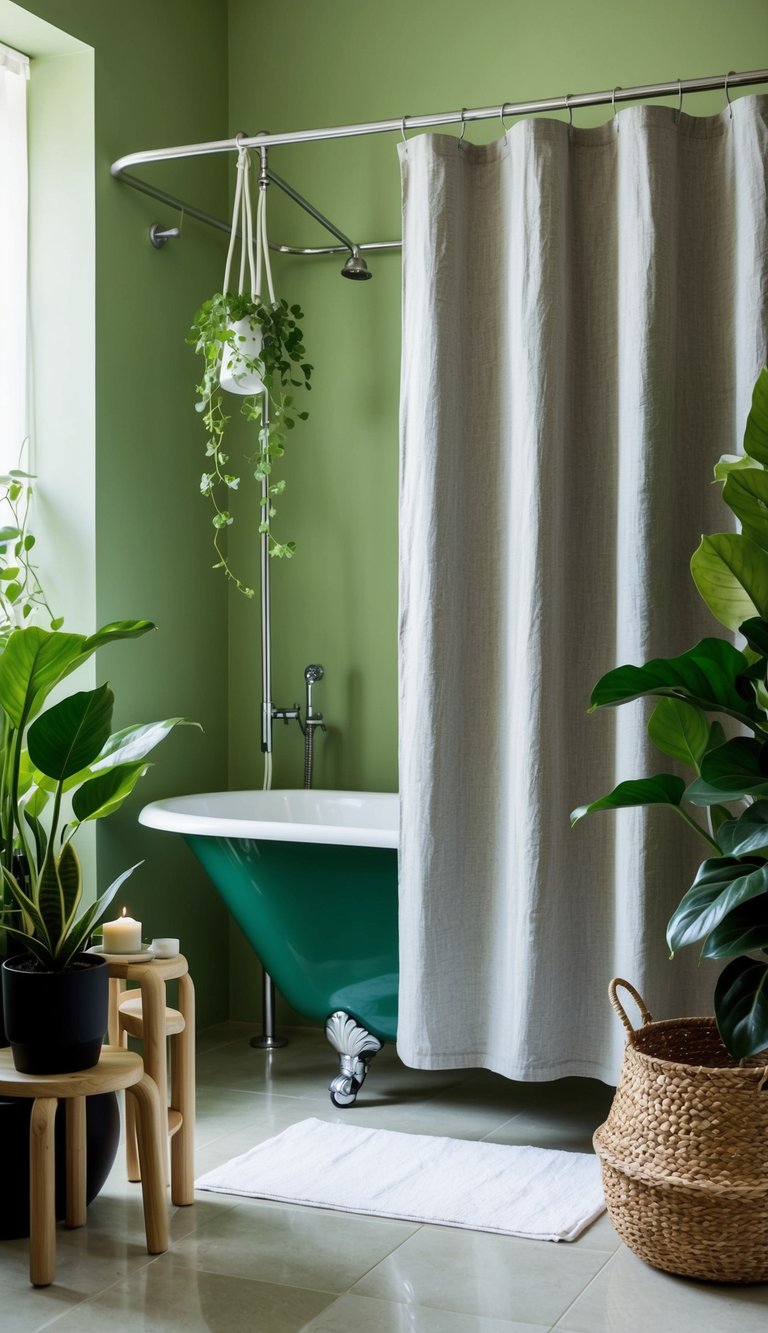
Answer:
xmin=139 ymin=790 xmax=399 ymax=1042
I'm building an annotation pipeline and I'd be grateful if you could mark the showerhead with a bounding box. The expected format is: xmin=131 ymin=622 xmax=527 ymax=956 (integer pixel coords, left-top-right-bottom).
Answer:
xmin=341 ymin=251 xmax=372 ymax=281
xmin=305 ymin=664 xmax=324 ymax=684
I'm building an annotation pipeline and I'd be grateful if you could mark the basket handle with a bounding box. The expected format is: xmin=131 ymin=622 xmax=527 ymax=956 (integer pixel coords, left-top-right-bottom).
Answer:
xmin=609 ymin=978 xmax=654 ymax=1035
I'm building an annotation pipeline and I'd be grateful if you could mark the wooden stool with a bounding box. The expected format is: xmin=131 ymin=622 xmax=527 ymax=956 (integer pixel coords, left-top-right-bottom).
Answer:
xmin=0 ymin=1047 xmax=167 ymax=1287
xmin=107 ymin=954 xmax=195 ymax=1206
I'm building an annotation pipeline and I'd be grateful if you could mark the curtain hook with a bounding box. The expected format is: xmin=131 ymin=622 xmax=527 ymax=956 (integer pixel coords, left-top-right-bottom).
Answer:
xmin=724 ymin=70 xmax=735 ymax=120
xmin=401 ymin=114 xmax=410 ymax=149
xmin=675 ymin=78 xmax=684 ymax=124
xmin=612 ymin=86 xmax=622 ymax=133
xmin=499 ymin=101 xmax=511 ymax=134
xmin=565 ymin=93 xmax=574 ymax=138
xmin=458 ymin=108 xmax=467 ymax=146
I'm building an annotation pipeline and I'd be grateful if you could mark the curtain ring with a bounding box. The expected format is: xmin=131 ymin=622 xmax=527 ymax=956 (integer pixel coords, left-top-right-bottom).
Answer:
xmin=725 ymin=70 xmax=735 ymax=120
xmin=675 ymin=77 xmax=684 ymax=124
xmin=458 ymin=108 xmax=467 ymax=145
xmin=499 ymin=102 xmax=511 ymax=134
xmin=612 ymin=86 xmax=622 ymax=133
xmin=565 ymin=93 xmax=574 ymax=138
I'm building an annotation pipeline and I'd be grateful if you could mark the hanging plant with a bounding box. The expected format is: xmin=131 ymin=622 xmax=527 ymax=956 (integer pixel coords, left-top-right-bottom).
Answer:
xmin=188 ymin=149 xmax=312 ymax=598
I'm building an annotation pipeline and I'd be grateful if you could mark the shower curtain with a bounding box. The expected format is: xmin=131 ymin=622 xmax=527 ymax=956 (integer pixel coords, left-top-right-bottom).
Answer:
xmin=397 ymin=96 xmax=768 ymax=1084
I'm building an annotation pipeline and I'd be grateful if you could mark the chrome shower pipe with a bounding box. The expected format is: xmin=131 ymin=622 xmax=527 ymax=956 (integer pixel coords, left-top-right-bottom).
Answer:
xmin=112 ymin=69 xmax=768 ymax=164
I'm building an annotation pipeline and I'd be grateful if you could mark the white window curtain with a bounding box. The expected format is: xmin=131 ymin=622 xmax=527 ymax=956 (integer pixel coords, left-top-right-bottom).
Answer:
xmin=397 ymin=96 xmax=768 ymax=1085
xmin=0 ymin=41 xmax=30 ymax=471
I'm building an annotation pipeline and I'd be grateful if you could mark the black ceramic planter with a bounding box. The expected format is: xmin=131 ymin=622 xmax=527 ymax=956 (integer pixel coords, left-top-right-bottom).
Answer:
xmin=0 ymin=1092 xmax=120 ymax=1238
xmin=1 ymin=952 xmax=109 ymax=1073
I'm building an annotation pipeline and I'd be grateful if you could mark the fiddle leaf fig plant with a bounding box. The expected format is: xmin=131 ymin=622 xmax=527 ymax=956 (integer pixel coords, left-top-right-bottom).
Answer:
xmin=573 ymin=367 xmax=768 ymax=1062
xmin=188 ymin=291 xmax=312 ymax=596
xmin=0 ymin=619 xmax=199 ymax=969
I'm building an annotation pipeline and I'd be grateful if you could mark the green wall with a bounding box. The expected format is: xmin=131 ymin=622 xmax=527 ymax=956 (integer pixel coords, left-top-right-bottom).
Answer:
xmin=225 ymin=0 xmax=768 ymax=1018
xmin=4 ymin=0 xmax=233 ymax=1025
xmin=4 ymin=0 xmax=767 ymax=1027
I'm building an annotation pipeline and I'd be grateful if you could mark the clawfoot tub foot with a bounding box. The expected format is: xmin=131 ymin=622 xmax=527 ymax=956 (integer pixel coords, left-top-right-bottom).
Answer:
xmin=325 ymin=1011 xmax=382 ymax=1108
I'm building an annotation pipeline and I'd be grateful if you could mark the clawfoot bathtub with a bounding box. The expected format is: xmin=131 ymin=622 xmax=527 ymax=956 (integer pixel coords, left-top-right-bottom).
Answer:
xmin=139 ymin=790 xmax=398 ymax=1106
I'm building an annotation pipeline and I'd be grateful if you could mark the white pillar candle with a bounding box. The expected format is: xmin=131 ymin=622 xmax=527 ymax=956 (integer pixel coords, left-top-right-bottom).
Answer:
xmin=102 ymin=908 xmax=142 ymax=953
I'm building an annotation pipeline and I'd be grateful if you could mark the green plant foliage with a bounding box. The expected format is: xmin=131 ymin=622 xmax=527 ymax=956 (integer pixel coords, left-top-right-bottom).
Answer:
xmin=575 ymin=366 xmax=768 ymax=1060
xmin=0 ymin=458 xmax=62 ymax=642
xmin=0 ymin=621 xmax=200 ymax=969
xmin=188 ymin=291 xmax=312 ymax=595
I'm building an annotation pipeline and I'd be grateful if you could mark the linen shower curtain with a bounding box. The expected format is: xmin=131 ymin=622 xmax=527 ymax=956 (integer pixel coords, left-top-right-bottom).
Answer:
xmin=397 ymin=96 xmax=768 ymax=1084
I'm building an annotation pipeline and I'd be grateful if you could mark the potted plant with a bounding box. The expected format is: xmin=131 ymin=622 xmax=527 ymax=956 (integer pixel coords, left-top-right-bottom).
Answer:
xmin=572 ymin=367 xmax=768 ymax=1282
xmin=187 ymin=147 xmax=312 ymax=598
xmin=0 ymin=618 xmax=195 ymax=1073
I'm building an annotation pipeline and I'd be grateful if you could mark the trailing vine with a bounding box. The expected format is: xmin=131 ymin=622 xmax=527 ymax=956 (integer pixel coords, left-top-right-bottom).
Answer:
xmin=0 ymin=455 xmax=62 ymax=642
xmin=188 ymin=291 xmax=312 ymax=597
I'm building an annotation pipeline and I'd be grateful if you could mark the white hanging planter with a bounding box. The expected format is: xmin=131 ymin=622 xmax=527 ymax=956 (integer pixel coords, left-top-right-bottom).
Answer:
xmin=219 ymin=147 xmax=275 ymax=398
xmin=220 ymin=316 xmax=264 ymax=395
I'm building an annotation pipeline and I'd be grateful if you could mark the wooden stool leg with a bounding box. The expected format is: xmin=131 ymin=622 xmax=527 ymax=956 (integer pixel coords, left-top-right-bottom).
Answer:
xmin=124 ymin=1050 xmax=142 ymax=1182
xmin=140 ymin=968 xmax=169 ymax=1184
xmin=65 ymin=1096 xmax=87 ymax=1228
xmin=127 ymin=1074 xmax=168 ymax=1255
xmin=29 ymin=1097 xmax=57 ymax=1287
xmin=171 ymin=972 xmax=196 ymax=1205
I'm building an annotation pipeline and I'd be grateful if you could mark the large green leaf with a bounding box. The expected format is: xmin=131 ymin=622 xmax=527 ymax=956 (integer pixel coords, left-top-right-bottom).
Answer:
xmin=690 ymin=533 xmax=768 ymax=631
xmin=723 ymin=469 xmax=768 ymax=550
xmin=0 ymin=620 xmax=155 ymax=733
xmin=740 ymin=616 xmax=768 ymax=659
xmin=713 ymin=453 xmax=761 ymax=483
xmin=0 ymin=628 xmax=87 ymax=729
xmin=91 ymin=718 xmax=200 ymax=771
xmin=743 ymin=365 xmax=768 ymax=466
xmin=27 ymin=685 xmax=114 ymax=781
xmin=716 ymin=801 xmax=768 ymax=857
xmin=714 ymin=954 xmax=768 ymax=1060
xmin=571 ymin=775 xmax=685 ymax=825
xmin=647 ymin=698 xmax=709 ymax=772
xmin=685 ymin=737 xmax=768 ymax=805
xmin=667 ymin=857 xmax=768 ymax=953
xmin=71 ymin=761 xmax=151 ymax=823
xmin=589 ymin=637 xmax=764 ymax=730
xmin=701 ymin=899 xmax=768 ymax=958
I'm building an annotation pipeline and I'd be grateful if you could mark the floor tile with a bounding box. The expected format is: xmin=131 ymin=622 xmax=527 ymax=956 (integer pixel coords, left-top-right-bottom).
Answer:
xmin=45 ymin=1255 xmax=337 ymax=1332
xmin=352 ymin=1223 xmax=612 ymax=1325
xmin=302 ymin=1291 xmax=550 ymax=1332
xmin=555 ymin=1246 xmax=768 ymax=1332
xmin=171 ymin=1196 xmax=418 ymax=1293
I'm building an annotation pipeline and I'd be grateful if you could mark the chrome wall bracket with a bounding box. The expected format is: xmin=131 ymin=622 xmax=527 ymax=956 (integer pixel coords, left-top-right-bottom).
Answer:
xmin=325 ymin=1010 xmax=383 ymax=1107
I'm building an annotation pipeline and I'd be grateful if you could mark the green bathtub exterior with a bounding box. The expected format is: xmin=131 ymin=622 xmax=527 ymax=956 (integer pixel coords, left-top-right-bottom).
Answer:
xmin=185 ymin=834 xmax=399 ymax=1042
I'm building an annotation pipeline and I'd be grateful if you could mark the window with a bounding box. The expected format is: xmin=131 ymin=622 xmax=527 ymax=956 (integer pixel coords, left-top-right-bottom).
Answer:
xmin=0 ymin=41 xmax=29 ymax=472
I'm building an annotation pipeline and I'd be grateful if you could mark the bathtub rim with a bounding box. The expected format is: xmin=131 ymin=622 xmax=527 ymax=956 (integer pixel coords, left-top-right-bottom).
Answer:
xmin=138 ymin=788 xmax=399 ymax=849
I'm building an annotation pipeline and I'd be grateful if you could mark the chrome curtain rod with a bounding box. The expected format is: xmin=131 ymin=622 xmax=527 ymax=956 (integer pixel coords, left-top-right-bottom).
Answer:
xmin=111 ymin=68 xmax=768 ymax=258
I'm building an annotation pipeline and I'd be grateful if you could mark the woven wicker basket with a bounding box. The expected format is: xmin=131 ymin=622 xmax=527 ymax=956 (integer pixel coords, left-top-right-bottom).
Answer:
xmin=593 ymin=979 xmax=768 ymax=1284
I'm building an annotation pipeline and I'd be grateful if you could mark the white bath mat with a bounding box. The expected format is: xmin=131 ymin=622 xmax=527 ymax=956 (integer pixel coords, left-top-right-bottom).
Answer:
xmin=195 ymin=1117 xmax=605 ymax=1242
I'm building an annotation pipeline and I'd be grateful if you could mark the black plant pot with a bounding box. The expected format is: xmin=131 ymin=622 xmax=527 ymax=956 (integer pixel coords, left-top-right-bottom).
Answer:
xmin=2 ymin=952 xmax=109 ymax=1073
xmin=0 ymin=1091 xmax=120 ymax=1239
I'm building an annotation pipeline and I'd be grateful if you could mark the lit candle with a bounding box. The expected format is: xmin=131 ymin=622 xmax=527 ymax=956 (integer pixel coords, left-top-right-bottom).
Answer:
xmin=102 ymin=907 xmax=142 ymax=954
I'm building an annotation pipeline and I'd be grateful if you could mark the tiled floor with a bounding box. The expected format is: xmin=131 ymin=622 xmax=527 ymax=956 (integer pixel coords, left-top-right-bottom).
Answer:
xmin=2 ymin=1023 xmax=767 ymax=1331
